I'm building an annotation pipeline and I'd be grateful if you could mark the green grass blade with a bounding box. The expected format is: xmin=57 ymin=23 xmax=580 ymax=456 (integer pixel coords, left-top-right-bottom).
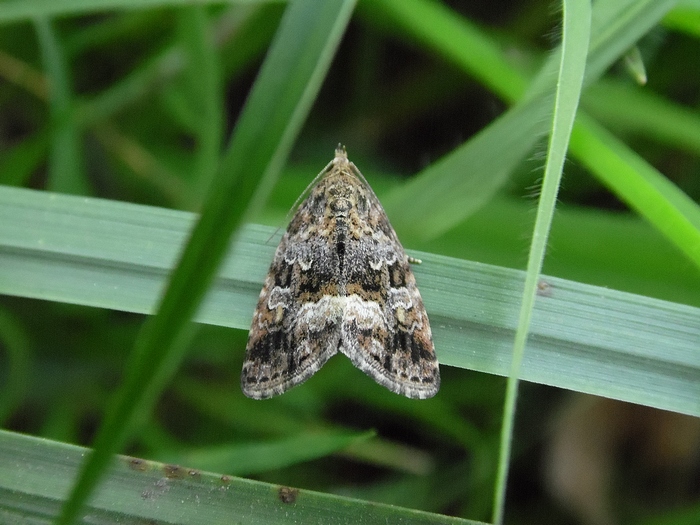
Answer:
xmin=381 ymin=95 xmax=552 ymax=239
xmin=0 ymin=129 xmax=51 ymax=186
xmin=169 ymin=378 xmax=440 ymax=475
xmin=361 ymin=0 xmax=528 ymax=103
xmin=159 ymin=430 xmax=375 ymax=476
xmin=0 ymin=429 xmax=479 ymax=525
xmin=0 ymin=308 xmax=31 ymax=425
xmin=493 ymin=1 xmax=591 ymax=523
xmin=376 ymin=0 xmax=678 ymax=239
xmin=584 ymin=0 xmax=676 ymax=81
xmin=663 ymin=4 xmax=700 ymax=37
xmin=571 ymin=113 xmax=700 ymax=269
xmin=583 ymin=80 xmax=700 ymax=158
xmin=1 ymin=185 xmax=698 ymax=418
xmin=176 ymin=6 xmax=224 ymax=200
xmin=0 ymin=0 xmax=287 ymax=22
xmin=71 ymin=6 xmax=274 ymax=139
xmin=54 ymin=1 xmax=356 ymax=523
xmin=33 ymin=17 xmax=89 ymax=195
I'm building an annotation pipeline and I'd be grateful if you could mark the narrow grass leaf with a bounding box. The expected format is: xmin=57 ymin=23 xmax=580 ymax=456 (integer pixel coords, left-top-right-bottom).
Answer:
xmin=175 ymin=6 xmax=224 ymax=201
xmin=493 ymin=1 xmax=591 ymax=523
xmin=622 ymin=46 xmax=647 ymax=85
xmin=583 ymin=80 xmax=700 ymax=157
xmin=663 ymin=4 xmax=700 ymax=37
xmin=0 ymin=129 xmax=51 ymax=186
xmin=571 ymin=113 xmax=700 ymax=269
xmin=170 ymin=380 xmax=432 ymax=474
xmin=55 ymin=2 xmax=356 ymax=524
xmin=172 ymin=6 xmax=224 ymax=201
xmin=34 ymin=17 xmax=89 ymax=195
xmin=381 ymin=95 xmax=552 ymax=239
xmin=584 ymin=0 xmax=676 ymax=82
xmin=159 ymin=431 xmax=375 ymax=476
xmin=361 ymin=0 xmax=528 ymax=102
xmin=0 ymin=309 xmax=31 ymax=425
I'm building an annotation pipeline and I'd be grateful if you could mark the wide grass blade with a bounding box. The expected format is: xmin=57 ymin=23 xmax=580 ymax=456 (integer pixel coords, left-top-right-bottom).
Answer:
xmin=0 ymin=429 xmax=479 ymax=525
xmin=1 ymin=185 xmax=698 ymax=418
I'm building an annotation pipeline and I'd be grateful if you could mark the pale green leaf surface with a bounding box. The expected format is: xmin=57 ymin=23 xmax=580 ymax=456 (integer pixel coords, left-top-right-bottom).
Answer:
xmin=0 ymin=429 xmax=479 ymax=525
xmin=1 ymin=186 xmax=698 ymax=417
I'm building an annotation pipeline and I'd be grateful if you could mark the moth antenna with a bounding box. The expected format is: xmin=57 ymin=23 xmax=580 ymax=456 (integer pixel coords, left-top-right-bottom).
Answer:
xmin=264 ymin=154 xmax=337 ymax=245
xmin=288 ymin=156 xmax=336 ymax=217
xmin=339 ymin=147 xmax=383 ymax=202
xmin=265 ymin=226 xmax=283 ymax=245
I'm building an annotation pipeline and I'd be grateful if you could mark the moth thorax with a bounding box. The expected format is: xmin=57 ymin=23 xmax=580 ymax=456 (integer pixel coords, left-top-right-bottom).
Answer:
xmin=329 ymin=196 xmax=351 ymax=215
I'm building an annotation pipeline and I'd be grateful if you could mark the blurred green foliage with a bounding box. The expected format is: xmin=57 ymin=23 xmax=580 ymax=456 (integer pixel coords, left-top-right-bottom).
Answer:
xmin=0 ymin=1 xmax=699 ymax=524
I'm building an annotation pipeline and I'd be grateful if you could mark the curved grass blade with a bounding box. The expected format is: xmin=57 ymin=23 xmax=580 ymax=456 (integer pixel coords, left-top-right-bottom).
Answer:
xmin=570 ymin=113 xmax=700 ymax=269
xmin=375 ymin=0 xmax=678 ymax=239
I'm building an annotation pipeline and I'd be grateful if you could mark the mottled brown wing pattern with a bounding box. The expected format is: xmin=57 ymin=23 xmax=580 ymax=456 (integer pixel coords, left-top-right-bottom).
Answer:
xmin=241 ymin=234 xmax=342 ymax=399
xmin=241 ymin=147 xmax=440 ymax=399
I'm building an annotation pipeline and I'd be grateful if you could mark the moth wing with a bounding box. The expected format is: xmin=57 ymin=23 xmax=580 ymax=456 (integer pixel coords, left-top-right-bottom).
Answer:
xmin=241 ymin=235 xmax=339 ymax=399
xmin=340 ymin=251 xmax=440 ymax=399
xmin=337 ymin=188 xmax=440 ymax=399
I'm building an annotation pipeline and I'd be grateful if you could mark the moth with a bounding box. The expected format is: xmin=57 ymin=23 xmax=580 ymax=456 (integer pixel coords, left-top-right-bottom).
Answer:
xmin=241 ymin=146 xmax=439 ymax=399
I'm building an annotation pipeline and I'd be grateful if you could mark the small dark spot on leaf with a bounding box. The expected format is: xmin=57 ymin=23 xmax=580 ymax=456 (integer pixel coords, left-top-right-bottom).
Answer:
xmin=278 ymin=486 xmax=299 ymax=504
xmin=127 ymin=457 xmax=148 ymax=472
xmin=537 ymin=279 xmax=553 ymax=297
xmin=163 ymin=464 xmax=186 ymax=479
